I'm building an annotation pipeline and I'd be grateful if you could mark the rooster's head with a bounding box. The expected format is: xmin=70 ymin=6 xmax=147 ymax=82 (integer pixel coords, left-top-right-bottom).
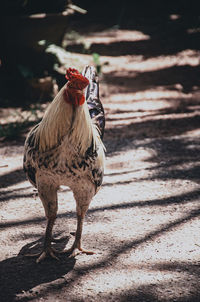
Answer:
xmin=65 ymin=68 xmax=89 ymax=106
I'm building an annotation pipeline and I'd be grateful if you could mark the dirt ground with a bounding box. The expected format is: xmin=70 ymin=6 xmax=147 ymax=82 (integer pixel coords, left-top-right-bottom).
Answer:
xmin=1 ymin=17 xmax=200 ymax=302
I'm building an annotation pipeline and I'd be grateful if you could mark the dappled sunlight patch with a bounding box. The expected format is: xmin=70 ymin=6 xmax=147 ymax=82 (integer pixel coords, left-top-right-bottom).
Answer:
xmin=105 ymin=100 xmax=172 ymax=125
xmin=130 ymin=49 xmax=200 ymax=72
xmin=103 ymin=86 xmax=198 ymax=130
xmin=106 ymin=146 xmax=156 ymax=165
xmin=127 ymin=99 xmax=169 ymax=112
xmin=0 ymin=154 xmax=23 ymax=171
xmin=121 ymin=213 xmax=200 ymax=264
xmin=73 ymin=264 xmax=197 ymax=302
xmin=184 ymin=128 xmax=200 ymax=137
xmin=75 ymin=269 xmax=148 ymax=296
xmin=107 ymin=92 xmax=137 ymax=103
xmin=86 ymin=29 xmax=150 ymax=44
xmin=132 ymin=88 xmax=192 ymax=101
xmin=102 ymin=49 xmax=200 ymax=74
xmin=104 ymin=148 xmax=157 ymax=186
xmin=107 ymin=89 xmax=191 ymax=104
xmin=0 ymin=105 xmax=46 ymax=126
xmin=90 ymin=186 xmax=200 ymax=247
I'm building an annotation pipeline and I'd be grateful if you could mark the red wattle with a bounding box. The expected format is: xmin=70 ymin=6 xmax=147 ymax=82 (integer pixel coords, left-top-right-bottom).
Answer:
xmin=65 ymin=87 xmax=85 ymax=107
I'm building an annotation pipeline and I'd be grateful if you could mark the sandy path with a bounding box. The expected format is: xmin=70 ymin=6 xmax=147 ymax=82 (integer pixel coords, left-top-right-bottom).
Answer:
xmin=1 ymin=25 xmax=200 ymax=302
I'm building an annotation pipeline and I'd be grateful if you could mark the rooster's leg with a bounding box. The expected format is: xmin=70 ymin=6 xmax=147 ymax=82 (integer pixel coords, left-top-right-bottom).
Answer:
xmin=36 ymin=215 xmax=59 ymax=263
xmin=34 ymin=184 xmax=59 ymax=263
xmin=62 ymin=187 xmax=95 ymax=257
xmin=64 ymin=209 xmax=94 ymax=257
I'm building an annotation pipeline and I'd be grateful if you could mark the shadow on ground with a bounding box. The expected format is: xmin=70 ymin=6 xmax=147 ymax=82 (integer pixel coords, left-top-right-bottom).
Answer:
xmin=0 ymin=236 xmax=75 ymax=302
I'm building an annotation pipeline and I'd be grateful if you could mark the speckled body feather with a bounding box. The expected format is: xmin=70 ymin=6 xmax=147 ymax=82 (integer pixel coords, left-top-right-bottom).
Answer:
xmin=23 ymin=66 xmax=105 ymax=261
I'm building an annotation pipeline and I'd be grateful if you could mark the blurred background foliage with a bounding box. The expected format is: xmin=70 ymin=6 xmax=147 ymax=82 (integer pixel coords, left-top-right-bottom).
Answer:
xmin=1 ymin=0 xmax=69 ymax=15
xmin=0 ymin=0 xmax=199 ymax=106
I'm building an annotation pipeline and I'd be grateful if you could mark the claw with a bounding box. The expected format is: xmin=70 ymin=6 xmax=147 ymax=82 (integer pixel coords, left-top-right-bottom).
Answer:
xmin=36 ymin=252 xmax=47 ymax=263
xmin=60 ymin=246 xmax=95 ymax=258
xmin=25 ymin=247 xmax=60 ymax=263
xmin=36 ymin=249 xmax=59 ymax=263
xmin=79 ymin=247 xmax=95 ymax=255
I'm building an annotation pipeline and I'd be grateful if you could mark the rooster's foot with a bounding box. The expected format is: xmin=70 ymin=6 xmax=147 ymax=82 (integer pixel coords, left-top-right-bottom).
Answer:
xmin=61 ymin=246 xmax=95 ymax=258
xmin=25 ymin=247 xmax=59 ymax=263
xmin=36 ymin=247 xmax=59 ymax=263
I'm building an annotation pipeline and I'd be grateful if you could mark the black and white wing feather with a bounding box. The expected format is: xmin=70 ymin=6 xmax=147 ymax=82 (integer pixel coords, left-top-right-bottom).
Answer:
xmin=82 ymin=66 xmax=105 ymax=139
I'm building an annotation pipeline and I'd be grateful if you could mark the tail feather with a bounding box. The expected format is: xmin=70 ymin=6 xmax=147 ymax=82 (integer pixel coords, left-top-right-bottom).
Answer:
xmin=82 ymin=66 xmax=105 ymax=139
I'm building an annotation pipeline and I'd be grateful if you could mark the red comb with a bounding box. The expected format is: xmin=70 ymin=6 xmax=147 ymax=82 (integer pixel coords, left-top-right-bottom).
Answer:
xmin=65 ymin=68 xmax=89 ymax=90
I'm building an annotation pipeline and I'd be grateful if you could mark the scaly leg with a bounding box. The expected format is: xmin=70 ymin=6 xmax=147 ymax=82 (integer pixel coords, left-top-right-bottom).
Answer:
xmin=36 ymin=214 xmax=59 ymax=263
xmin=28 ymin=183 xmax=59 ymax=263
xmin=64 ymin=209 xmax=94 ymax=257
xmin=62 ymin=185 xmax=95 ymax=257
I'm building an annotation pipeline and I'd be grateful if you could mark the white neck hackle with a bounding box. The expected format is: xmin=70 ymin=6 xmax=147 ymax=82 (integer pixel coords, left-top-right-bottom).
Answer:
xmin=34 ymin=85 xmax=102 ymax=156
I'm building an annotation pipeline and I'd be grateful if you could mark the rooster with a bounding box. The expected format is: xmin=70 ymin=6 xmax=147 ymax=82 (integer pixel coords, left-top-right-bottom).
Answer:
xmin=23 ymin=66 xmax=105 ymax=263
